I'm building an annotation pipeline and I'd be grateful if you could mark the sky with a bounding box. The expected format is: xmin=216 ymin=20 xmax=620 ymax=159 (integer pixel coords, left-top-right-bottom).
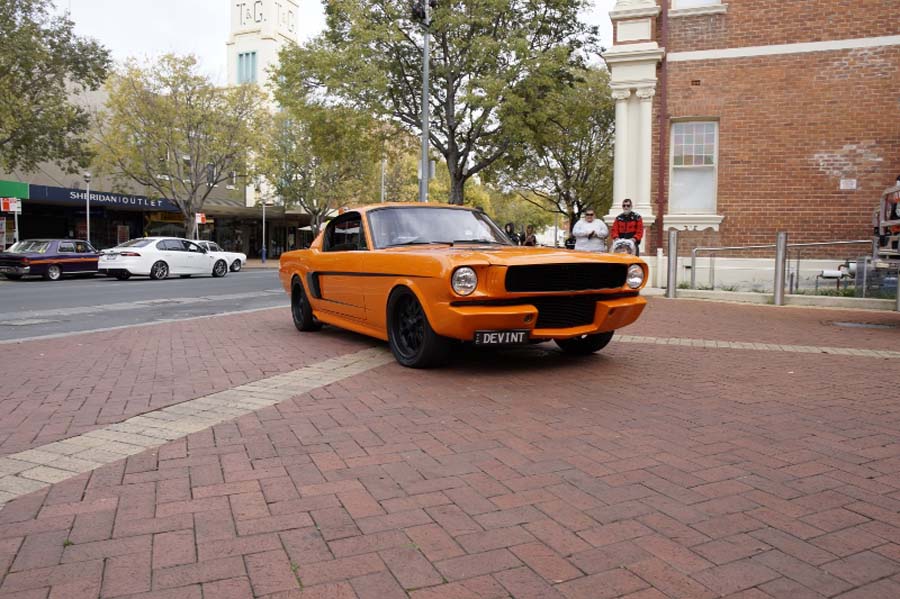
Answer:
xmin=54 ymin=0 xmax=618 ymax=84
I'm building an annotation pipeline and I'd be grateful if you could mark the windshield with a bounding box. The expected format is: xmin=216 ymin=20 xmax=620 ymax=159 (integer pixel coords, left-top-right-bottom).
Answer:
xmin=368 ymin=207 xmax=510 ymax=249
xmin=7 ymin=240 xmax=51 ymax=254
xmin=116 ymin=239 xmax=153 ymax=248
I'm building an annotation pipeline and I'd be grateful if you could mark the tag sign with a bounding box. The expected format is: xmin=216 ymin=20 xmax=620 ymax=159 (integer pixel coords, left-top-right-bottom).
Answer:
xmin=840 ymin=179 xmax=857 ymax=191
xmin=1 ymin=198 xmax=21 ymax=213
xmin=195 ymin=213 xmax=207 ymax=224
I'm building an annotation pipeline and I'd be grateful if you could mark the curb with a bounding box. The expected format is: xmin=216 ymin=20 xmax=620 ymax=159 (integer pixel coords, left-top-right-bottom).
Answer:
xmin=651 ymin=288 xmax=898 ymax=311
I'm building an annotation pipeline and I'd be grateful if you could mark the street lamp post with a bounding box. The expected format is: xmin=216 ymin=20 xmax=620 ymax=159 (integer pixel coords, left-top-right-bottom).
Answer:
xmin=417 ymin=0 xmax=432 ymax=203
xmin=83 ymin=172 xmax=91 ymax=244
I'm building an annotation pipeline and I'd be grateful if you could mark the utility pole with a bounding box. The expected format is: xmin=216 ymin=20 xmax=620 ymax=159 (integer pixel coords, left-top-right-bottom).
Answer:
xmin=416 ymin=0 xmax=432 ymax=203
xmin=83 ymin=172 xmax=91 ymax=244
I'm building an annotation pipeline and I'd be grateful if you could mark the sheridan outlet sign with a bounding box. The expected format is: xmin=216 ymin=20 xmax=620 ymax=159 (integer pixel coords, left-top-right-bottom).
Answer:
xmin=28 ymin=185 xmax=180 ymax=212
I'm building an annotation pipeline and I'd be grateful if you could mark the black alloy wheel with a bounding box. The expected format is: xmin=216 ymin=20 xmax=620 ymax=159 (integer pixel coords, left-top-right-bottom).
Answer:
xmin=554 ymin=331 xmax=615 ymax=355
xmin=291 ymin=278 xmax=321 ymax=332
xmin=149 ymin=261 xmax=169 ymax=280
xmin=212 ymin=260 xmax=227 ymax=278
xmin=230 ymin=260 xmax=242 ymax=272
xmin=387 ymin=287 xmax=450 ymax=368
xmin=44 ymin=264 xmax=62 ymax=281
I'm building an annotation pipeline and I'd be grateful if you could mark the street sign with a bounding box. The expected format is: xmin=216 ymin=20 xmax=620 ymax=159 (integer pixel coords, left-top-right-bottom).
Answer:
xmin=195 ymin=213 xmax=207 ymax=224
xmin=1 ymin=198 xmax=21 ymax=213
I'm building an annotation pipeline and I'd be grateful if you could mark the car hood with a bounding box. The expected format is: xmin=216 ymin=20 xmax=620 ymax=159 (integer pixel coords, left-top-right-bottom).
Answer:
xmin=392 ymin=245 xmax=643 ymax=267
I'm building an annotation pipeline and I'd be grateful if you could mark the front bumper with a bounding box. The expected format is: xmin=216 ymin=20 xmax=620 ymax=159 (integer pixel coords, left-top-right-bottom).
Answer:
xmin=436 ymin=294 xmax=647 ymax=341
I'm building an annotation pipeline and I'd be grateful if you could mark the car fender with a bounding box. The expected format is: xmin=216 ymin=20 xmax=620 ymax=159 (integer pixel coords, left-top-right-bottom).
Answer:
xmin=387 ymin=278 xmax=443 ymax=330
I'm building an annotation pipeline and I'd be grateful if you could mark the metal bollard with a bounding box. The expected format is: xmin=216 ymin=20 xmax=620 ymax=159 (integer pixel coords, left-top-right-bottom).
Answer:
xmin=666 ymin=229 xmax=678 ymax=299
xmin=896 ymin=267 xmax=900 ymax=312
xmin=773 ymin=231 xmax=787 ymax=306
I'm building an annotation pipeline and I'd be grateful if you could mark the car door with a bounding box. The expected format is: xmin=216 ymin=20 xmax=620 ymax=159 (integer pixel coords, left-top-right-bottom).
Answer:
xmin=156 ymin=239 xmax=186 ymax=274
xmin=183 ymin=240 xmax=211 ymax=274
xmin=311 ymin=213 xmax=368 ymax=321
xmin=74 ymin=241 xmax=100 ymax=272
xmin=56 ymin=241 xmax=77 ymax=274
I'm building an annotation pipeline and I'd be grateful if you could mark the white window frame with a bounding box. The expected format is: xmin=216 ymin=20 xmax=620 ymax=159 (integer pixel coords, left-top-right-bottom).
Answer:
xmin=237 ymin=51 xmax=258 ymax=84
xmin=665 ymin=120 xmax=724 ymax=231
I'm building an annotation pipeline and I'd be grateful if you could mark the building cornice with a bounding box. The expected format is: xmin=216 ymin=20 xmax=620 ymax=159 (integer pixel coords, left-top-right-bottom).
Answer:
xmin=610 ymin=6 xmax=661 ymax=20
xmin=668 ymin=34 xmax=900 ymax=62
xmin=603 ymin=44 xmax=666 ymax=65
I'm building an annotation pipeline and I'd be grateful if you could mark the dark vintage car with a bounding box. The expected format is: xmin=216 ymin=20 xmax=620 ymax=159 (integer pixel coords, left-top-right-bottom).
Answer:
xmin=0 ymin=239 xmax=101 ymax=281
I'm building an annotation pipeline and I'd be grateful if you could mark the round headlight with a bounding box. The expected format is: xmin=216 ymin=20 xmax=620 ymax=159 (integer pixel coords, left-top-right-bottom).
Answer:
xmin=452 ymin=267 xmax=478 ymax=296
xmin=626 ymin=264 xmax=644 ymax=289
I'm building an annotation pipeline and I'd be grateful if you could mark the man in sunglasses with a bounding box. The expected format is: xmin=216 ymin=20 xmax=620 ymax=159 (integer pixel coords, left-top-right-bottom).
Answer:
xmin=610 ymin=198 xmax=644 ymax=256
xmin=571 ymin=209 xmax=608 ymax=253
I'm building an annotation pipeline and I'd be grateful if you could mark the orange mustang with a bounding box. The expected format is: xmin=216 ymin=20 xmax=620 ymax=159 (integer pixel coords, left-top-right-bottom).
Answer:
xmin=279 ymin=204 xmax=648 ymax=368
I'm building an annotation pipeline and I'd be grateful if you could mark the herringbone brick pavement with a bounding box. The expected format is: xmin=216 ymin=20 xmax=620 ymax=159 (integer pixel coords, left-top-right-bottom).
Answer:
xmin=0 ymin=299 xmax=898 ymax=598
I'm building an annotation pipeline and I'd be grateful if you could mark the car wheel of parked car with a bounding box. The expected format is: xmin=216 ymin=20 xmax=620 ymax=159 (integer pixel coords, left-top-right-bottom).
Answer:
xmin=149 ymin=261 xmax=169 ymax=280
xmin=3 ymin=274 xmax=22 ymax=281
xmin=212 ymin=260 xmax=227 ymax=278
xmin=115 ymin=271 xmax=131 ymax=281
xmin=554 ymin=331 xmax=614 ymax=355
xmin=43 ymin=264 xmax=62 ymax=281
xmin=291 ymin=278 xmax=321 ymax=332
xmin=387 ymin=287 xmax=450 ymax=368
xmin=230 ymin=260 xmax=242 ymax=272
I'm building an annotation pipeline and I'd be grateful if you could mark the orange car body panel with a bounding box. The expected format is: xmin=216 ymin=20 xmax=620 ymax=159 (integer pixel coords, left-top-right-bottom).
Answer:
xmin=279 ymin=204 xmax=647 ymax=343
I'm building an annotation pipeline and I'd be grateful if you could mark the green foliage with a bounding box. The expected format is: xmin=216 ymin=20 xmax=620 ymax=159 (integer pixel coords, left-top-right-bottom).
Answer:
xmin=494 ymin=67 xmax=615 ymax=231
xmin=94 ymin=55 xmax=265 ymax=236
xmin=258 ymin=103 xmax=381 ymax=234
xmin=274 ymin=0 xmax=597 ymax=205
xmin=0 ymin=0 xmax=111 ymax=173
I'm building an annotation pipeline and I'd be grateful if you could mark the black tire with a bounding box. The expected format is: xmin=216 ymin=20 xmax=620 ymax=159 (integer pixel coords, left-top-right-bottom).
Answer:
xmin=115 ymin=271 xmax=131 ymax=281
xmin=43 ymin=264 xmax=62 ymax=281
xmin=212 ymin=260 xmax=227 ymax=278
xmin=386 ymin=287 xmax=450 ymax=368
xmin=555 ymin=331 xmax=615 ymax=355
xmin=149 ymin=261 xmax=169 ymax=280
xmin=230 ymin=260 xmax=242 ymax=272
xmin=3 ymin=274 xmax=22 ymax=281
xmin=291 ymin=278 xmax=321 ymax=332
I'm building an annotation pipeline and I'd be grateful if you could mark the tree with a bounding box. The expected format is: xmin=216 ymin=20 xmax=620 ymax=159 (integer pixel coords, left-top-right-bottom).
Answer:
xmin=496 ymin=67 xmax=615 ymax=232
xmin=94 ymin=55 xmax=265 ymax=236
xmin=258 ymin=104 xmax=379 ymax=235
xmin=274 ymin=0 xmax=597 ymax=205
xmin=0 ymin=0 xmax=110 ymax=173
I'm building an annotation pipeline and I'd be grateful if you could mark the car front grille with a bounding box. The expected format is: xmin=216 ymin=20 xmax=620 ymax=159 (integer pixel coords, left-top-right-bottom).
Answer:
xmin=532 ymin=296 xmax=598 ymax=329
xmin=505 ymin=263 xmax=626 ymax=292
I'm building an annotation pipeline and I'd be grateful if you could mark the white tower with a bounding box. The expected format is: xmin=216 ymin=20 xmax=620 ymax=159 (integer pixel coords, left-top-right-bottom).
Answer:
xmin=226 ymin=0 xmax=299 ymax=88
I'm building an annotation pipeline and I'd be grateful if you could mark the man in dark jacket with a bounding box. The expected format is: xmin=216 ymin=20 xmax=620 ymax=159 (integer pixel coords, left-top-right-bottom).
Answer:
xmin=610 ymin=198 xmax=644 ymax=256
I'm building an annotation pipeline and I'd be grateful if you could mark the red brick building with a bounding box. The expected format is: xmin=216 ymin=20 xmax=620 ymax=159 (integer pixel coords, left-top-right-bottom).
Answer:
xmin=603 ymin=0 xmax=900 ymax=255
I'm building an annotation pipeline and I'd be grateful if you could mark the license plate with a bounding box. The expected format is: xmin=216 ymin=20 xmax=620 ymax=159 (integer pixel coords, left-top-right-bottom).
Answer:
xmin=104 ymin=255 xmax=116 ymax=260
xmin=474 ymin=330 xmax=530 ymax=346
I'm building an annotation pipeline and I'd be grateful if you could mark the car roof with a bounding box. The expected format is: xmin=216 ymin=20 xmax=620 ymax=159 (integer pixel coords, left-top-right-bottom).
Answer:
xmin=347 ymin=203 xmax=478 ymax=215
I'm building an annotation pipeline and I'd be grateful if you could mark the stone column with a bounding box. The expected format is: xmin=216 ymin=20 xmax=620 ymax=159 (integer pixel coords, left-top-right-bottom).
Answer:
xmin=635 ymin=87 xmax=656 ymax=217
xmin=612 ymin=89 xmax=632 ymax=208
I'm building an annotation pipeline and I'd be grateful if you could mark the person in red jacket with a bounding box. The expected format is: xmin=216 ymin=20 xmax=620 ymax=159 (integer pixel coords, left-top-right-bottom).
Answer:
xmin=610 ymin=198 xmax=644 ymax=256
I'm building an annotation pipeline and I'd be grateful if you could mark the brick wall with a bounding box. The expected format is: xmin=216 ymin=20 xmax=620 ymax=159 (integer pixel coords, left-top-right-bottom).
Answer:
xmin=644 ymin=1 xmax=900 ymax=256
xmin=667 ymin=0 xmax=900 ymax=53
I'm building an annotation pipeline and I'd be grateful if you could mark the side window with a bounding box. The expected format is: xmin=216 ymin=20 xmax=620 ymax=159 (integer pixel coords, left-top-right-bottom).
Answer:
xmin=74 ymin=242 xmax=90 ymax=253
xmin=325 ymin=214 xmax=367 ymax=252
xmin=185 ymin=242 xmax=203 ymax=253
xmin=58 ymin=242 xmax=75 ymax=253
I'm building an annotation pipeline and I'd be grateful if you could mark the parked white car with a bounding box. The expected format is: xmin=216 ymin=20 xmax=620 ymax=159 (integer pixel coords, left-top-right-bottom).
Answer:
xmin=99 ymin=237 xmax=229 ymax=280
xmin=197 ymin=241 xmax=247 ymax=272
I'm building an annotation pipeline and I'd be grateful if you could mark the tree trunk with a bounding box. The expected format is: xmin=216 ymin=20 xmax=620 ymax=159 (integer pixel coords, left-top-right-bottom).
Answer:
xmin=449 ymin=176 xmax=465 ymax=205
xmin=183 ymin=215 xmax=195 ymax=239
